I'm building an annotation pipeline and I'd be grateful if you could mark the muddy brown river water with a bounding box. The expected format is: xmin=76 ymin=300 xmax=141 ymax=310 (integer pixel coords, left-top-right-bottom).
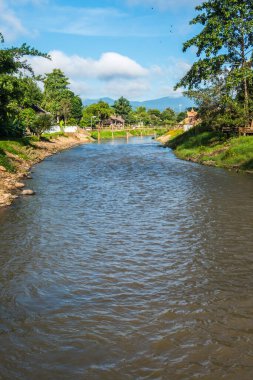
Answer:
xmin=0 ymin=137 xmax=253 ymax=379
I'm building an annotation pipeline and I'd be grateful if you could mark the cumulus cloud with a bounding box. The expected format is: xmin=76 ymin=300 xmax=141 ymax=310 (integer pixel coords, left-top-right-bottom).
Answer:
xmin=104 ymin=78 xmax=150 ymax=99
xmin=28 ymin=50 xmax=150 ymax=99
xmin=28 ymin=50 xmax=191 ymax=100
xmin=29 ymin=50 xmax=148 ymax=80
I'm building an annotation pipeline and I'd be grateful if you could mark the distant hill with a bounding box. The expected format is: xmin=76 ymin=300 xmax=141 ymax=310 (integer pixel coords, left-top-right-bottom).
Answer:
xmin=83 ymin=96 xmax=194 ymax=112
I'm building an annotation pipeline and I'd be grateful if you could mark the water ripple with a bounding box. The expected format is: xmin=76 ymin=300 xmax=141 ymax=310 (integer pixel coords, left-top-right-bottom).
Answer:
xmin=0 ymin=137 xmax=253 ymax=379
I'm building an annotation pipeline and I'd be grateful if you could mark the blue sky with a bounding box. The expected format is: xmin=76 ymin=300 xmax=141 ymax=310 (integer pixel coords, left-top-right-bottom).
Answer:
xmin=0 ymin=0 xmax=201 ymax=101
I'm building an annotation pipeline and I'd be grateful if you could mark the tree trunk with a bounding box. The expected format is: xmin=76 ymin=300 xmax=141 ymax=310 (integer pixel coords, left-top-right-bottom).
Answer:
xmin=241 ymin=28 xmax=249 ymax=126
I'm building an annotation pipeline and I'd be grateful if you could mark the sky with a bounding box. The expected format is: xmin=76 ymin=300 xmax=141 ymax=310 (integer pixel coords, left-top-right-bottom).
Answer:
xmin=0 ymin=0 xmax=202 ymax=101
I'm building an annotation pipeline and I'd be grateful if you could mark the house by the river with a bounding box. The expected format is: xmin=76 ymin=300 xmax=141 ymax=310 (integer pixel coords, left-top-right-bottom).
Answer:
xmin=104 ymin=115 xmax=125 ymax=129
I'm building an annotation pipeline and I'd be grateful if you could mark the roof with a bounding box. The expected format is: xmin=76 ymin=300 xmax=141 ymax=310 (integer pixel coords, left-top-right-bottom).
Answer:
xmin=31 ymin=104 xmax=50 ymax=114
xmin=187 ymin=108 xmax=198 ymax=118
xmin=110 ymin=115 xmax=125 ymax=122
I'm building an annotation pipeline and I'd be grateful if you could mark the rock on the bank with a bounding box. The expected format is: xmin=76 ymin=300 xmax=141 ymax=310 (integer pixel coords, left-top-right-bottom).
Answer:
xmin=21 ymin=189 xmax=35 ymax=196
xmin=15 ymin=182 xmax=25 ymax=189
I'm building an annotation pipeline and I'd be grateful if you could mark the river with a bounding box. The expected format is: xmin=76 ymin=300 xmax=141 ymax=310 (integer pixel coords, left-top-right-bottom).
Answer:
xmin=0 ymin=136 xmax=253 ymax=379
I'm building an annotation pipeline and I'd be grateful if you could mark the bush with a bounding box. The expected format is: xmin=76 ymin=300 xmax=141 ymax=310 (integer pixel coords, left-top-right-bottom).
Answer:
xmin=19 ymin=108 xmax=37 ymax=133
xmin=67 ymin=117 xmax=78 ymax=125
xmin=30 ymin=113 xmax=52 ymax=137
xmin=0 ymin=119 xmax=26 ymax=138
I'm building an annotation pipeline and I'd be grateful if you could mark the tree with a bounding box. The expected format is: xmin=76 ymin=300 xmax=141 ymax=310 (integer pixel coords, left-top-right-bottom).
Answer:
xmin=0 ymin=33 xmax=48 ymax=136
xmin=134 ymin=106 xmax=151 ymax=126
xmin=42 ymin=69 xmax=70 ymax=122
xmin=176 ymin=111 xmax=187 ymax=123
xmin=42 ymin=70 xmax=83 ymax=125
xmin=161 ymin=107 xmax=176 ymax=125
xmin=185 ymin=74 xmax=245 ymax=131
xmin=70 ymin=95 xmax=83 ymax=123
xmin=19 ymin=108 xmax=37 ymax=133
xmin=147 ymin=109 xmax=162 ymax=126
xmin=60 ymin=98 xmax=72 ymax=125
xmin=113 ymin=97 xmax=132 ymax=123
xmin=175 ymin=0 xmax=253 ymax=125
xmin=19 ymin=77 xmax=43 ymax=108
xmin=30 ymin=114 xmax=52 ymax=137
xmin=80 ymin=101 xmax=113 ymax=128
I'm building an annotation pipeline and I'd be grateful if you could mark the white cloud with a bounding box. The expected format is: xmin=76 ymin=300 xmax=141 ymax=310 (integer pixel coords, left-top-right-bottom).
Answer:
xmin=28 ymin=50 xmax=150 ymax=99
xmin=29 ymin=50 xmax=148 ymax=80
xmin=104 ymin=78 xmax=150 ymax=99
xmin=96 ymin=52 xmax=148 ymax=80
xmin=28 ymin=50 xmax=191 ymax=100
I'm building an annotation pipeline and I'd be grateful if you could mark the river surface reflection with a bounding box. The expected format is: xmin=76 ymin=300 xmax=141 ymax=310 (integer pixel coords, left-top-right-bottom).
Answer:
xmin=0 ymin=136 xmax=253 ymax=379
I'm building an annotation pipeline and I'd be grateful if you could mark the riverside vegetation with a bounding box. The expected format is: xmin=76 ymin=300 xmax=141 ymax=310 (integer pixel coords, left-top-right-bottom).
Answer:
xmin=90 ymin=128 xmax=168 ymax=140
xmin=159 ymin=0 xmax=253 ymax=173
xmin=163 ymin=126 xmax=253 ymax=172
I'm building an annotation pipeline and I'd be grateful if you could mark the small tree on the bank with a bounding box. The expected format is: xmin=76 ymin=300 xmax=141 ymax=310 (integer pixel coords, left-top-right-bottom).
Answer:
xmin=30 ymin=114 xmax=52 ymax=137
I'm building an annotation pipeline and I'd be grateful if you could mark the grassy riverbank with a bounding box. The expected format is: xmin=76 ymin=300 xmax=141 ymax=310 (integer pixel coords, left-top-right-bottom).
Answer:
xmin=165 ymin=125 xmax=253 ymax=172
xmin=91 ymin=128 xmax=168 ymax=140
xmin=0 ymin=131 xmax=91 ymax=207
xmin=0 ymin=133 xmax=67 ymax=173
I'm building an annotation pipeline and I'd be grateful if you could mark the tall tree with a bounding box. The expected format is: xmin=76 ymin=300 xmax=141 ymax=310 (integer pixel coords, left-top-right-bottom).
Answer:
xmin=42 ymin=69 xmax=69 ymax=122
xmin=0 ymin=33 xmax=48 ymax=136
xmin=70 ymin=95 xmax=83 ymax=122
xmin=113 ymin=97 xmax=132 ymax=123
xmin=19 ymin=77 xmax=43 ymax=108
xmin=175 ymin=0 xmax=253 ymax=124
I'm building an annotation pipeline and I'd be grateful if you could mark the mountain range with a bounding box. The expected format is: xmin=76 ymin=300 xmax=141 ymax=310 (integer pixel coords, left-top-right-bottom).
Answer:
xmin=83 ymin=96 xmax=194 ymax=112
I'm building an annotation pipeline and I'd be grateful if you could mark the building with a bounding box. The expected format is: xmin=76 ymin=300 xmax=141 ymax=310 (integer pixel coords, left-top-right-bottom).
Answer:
xmin=104 ymin=115 xmax=125 ymax=129
xmin=179 ymin=109 xmax=199 ymax=131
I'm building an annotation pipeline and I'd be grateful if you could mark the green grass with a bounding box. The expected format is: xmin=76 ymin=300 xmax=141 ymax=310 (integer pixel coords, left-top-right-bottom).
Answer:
xmin=41 ymin=132 xmax=66 ymax=140
xmin=130 ymin=128 xmax=168 ymax=137
xmin=0 ymin=147 xmax=16 ymax=172
xmin=166 ymin=125 xmax=253 ymax=171
xmin=91 ymin=128 xmax=168 ymax=140
xmin=0 ymin=133 xmax=74 ymax=172
xmin=0 ymin=140 xmax=31 ymax=161
xmin=0 ymin=137 xmax=42 ymax=172
xmin=91 ymin=130 xmax=128 ymax=139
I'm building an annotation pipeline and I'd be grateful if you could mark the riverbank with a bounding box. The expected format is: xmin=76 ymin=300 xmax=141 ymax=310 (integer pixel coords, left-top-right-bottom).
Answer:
xmin=0 ymin=131 xmax=92 ymax=207
xmin=162 ymin=125 xmax=253 ymax=173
